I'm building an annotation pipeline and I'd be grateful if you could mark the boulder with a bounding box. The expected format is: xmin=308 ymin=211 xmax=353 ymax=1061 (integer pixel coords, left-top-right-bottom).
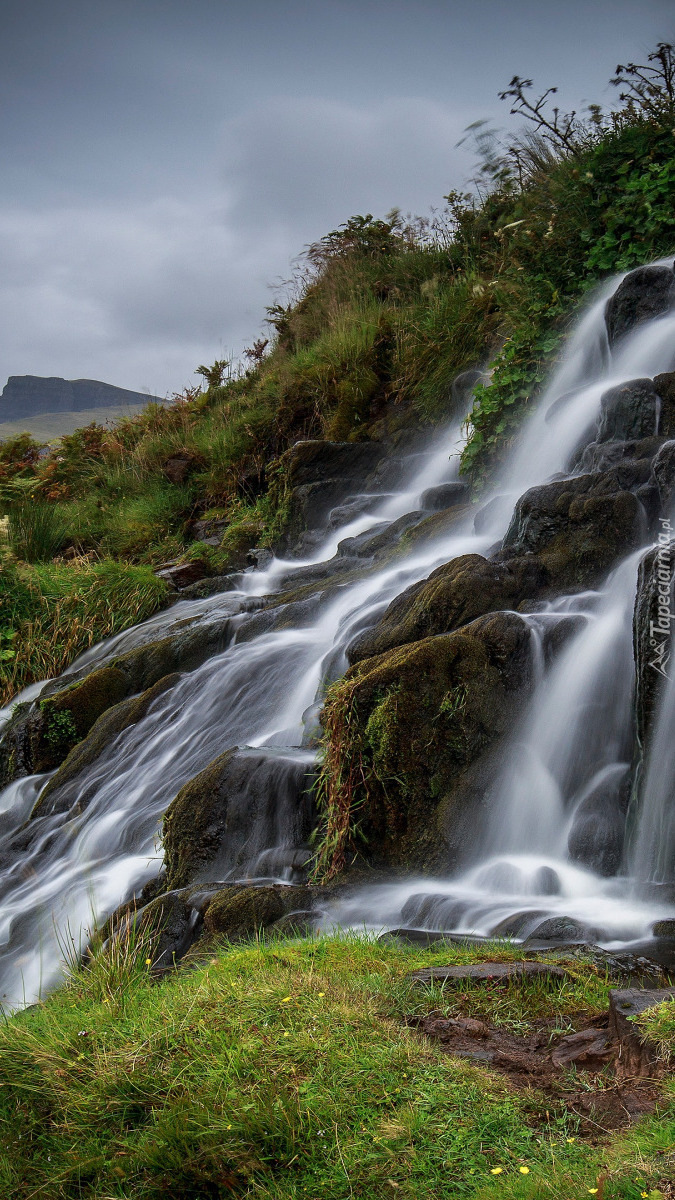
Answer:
xmin=608 ymin=987 xmax=675 ymax=1080
xmin=155 ymin=560 xmax=210 ymax=589
xmin=1 ymin=665 xmax=130 ymax=783
xmin=567 ymin=768 xmax=630 ymax=876
xmin=409 ymin=961 xmax=568 ymax=987
xmin=270 ymin=439 xmax=383 ymax=552
xmin=605 ymin=263 xmax=675 ymax=347
xmin=162 ymin=746 xmax=316 ymax=890
xmin=346 ymin=553 xmax=548 ymax=665
xmin=31 ymin=673 xmax=179 ymax=819
xmin=596 ymin=378 xmax=661 ymax=442
xmin=654 ymin=370 xmax=675 ymax=437
xmin=202 ymin=884 xmax=312 ymax=941
xmin=420 ymin=482 xmax=469 ymax=511
xmin=501 ymin=471 xmax=644 ymax=589
xmin=319 ymin=611 xmax=534 ymax=876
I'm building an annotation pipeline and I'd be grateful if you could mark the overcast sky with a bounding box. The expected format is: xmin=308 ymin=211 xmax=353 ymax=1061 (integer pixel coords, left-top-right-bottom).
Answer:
xmin=1 ymin=0 xmax=672 ymax=398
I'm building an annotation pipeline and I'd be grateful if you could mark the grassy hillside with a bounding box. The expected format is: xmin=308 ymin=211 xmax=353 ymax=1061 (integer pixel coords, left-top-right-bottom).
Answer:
xmin=0 ymin=402 xmax=162 ymax=444
xmin=0 ymin=46 xmax=674 ymax=699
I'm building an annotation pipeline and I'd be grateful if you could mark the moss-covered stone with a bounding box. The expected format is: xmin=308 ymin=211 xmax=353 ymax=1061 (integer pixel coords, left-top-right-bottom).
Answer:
xmin=31 ymin=673 xmax=180 ymax=819
xmin=347 ymin=553 xmax=548 ymax=664
xmin=162 ymin=748 xmax=238 ymax=891
xmin=202 ymin=884 xmax=311 ymax=941
xmin=317 ymin=611 xmax=534 ymax=879
xmin=1 ymin=665 xmax=130 ymax=782
xmin=502 ymin=472 xmax=644 ymax=589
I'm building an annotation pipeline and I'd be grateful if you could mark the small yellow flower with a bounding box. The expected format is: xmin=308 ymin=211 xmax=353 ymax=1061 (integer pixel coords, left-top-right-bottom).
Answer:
xmin=490 ymin=1167 xmax=503 ymax=1175
xmin=567 ymin=1137 xmax=576 ymax=1143
xmin=227 ymin=1124 xmax=232 ymax=1130
xmin=317 ymin=992 xmax=325 ymax=997
xmin=280 ymin=996 xmax=292 ymax=1003
xmin=103 ymin=997 xmax=109 ymax=1003
xmin=519 ymin=1167 xmax=530 ymax=1174
xmin=145 ymin=958 xmax=152 ymax=965
xmin=283 ymin=1032 xmax=290 ymax=1037
xmin=588 ymin=1191 xmax=599 ymax=1195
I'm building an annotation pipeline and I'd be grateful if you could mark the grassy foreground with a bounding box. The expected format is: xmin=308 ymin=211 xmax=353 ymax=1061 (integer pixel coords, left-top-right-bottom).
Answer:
xmin=0 ymin=934 xmax=673 ymax=1199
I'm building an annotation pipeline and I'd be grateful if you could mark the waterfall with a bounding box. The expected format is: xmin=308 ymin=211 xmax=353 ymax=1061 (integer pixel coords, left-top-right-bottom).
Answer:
xmin=1 ymin=263 xmax=675 ymax=1007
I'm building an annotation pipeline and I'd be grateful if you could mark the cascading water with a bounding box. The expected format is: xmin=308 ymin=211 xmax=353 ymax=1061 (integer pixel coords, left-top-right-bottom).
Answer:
xmin=1 ymin=262 xmax=675 ymax=1007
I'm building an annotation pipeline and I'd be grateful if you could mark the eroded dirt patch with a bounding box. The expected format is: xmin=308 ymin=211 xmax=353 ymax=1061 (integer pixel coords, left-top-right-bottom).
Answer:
xmin=409 ymin=1008 xmax=664 ymax=1136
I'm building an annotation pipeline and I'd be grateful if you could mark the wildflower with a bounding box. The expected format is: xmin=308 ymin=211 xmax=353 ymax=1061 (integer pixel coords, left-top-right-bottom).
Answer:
xmin=280 ymin=996 xmax=292 ymax=1003
xmin=317 ymin=992 xmax=325 ymax=997
xmin=567 ymin=1137 xmax=576 ymax=1143
xmin=283 ymin=1032 xmax=290 ymax=1038
xmin=588 ymin=1191 xmax=599 ymax=1195
xmin=519 ymin=1167 xmax=530 ymax=1174
xmin=490 ymin=1167 xmax=503 ymax=1175
xmin=145 ymin=958 xmax=152 ymax=966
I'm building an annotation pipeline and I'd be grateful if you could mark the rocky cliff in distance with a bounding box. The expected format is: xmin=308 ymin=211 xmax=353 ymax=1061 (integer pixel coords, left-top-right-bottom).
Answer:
xmin=0 ymin=375 xmax=163 ymax=421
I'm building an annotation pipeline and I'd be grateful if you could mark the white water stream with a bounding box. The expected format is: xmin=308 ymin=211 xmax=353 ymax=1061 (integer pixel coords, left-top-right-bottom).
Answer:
xmin=1 ymin=265 xmax=675 ymax=1006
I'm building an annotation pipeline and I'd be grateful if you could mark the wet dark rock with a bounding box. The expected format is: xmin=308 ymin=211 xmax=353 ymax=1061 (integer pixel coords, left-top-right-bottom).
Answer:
xmin=409 ymin=961 xmax=568 ymax=986
xmin=31 ymin=673 xmax=179 ymax=819
xmin=604 ymin=263 xmax=675 ymax=347
xmin=337 ymin=511 xmax=423 ymax=560
xmin=596 ymin=378 xmax=661 ymax=442
xmin=202 ymin=884 xmax=312 ymax=941
xmin=420 ymin=482 xmax=468 ymax=511
xmin=400 ymin=893 xmax=468 ymax=930
xmin=633 ymin=541 xmax=675 ymax=755
xmin=1 ymin=665 xmax=131 ymax=783
xmin=651 ymin=440 xmax=675 ymax=515
xmin=527 ymin=916 xmax=594 ymax=942
xmin=501 ymin=470 xmax=644 ymax=588
xmin=178 ymin=573 xmax=244 ymax=600
xmin=280 ymin=440 xmax=383 ymax=488
xmin=567 ymin=769 xmax=629 ymax=876
xmin=654 ymin=370 xmax=675 ymax=437
xmin=141 ymin=891 xmax=201 ymax=970
xmin=163 ymin=747 xmax=316 ymax=890
xmin=327 ymin=611 xmax=535 ymax=874
xmin=534 ymin=865 xmax=561 ymax=895
xmin=575 ymin=436 xmax=665 ymax=476
xmin=162 ymin=451 xmax=203 ymax=485
xmin=247 ymin=548 xmax=273 ymax=570
xmin=347 ymin=553 xmax=548 ymax=665
xmin=489 ymin=911 xmax=548 ymax=939
xmin=155 ymin=560 xmax=211 ymax=589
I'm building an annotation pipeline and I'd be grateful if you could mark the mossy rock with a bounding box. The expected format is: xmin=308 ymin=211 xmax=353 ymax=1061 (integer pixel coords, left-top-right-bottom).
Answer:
xmin=31 ymin=673 xmax=180 ymax=819
xmin=502 ymin=471 xmax=644 ymax=589
xmin=347 ymin=553 xmax=548 ymax=664
xmin=203 ymin=884 xmax=312 ymax=941
xmin=162 ymin=746 xmax=316 ymax=890
xmin=1 ymin=665 xmax=130 ymax=781
xmin=319 ymin=611 xmax=534 ymax=877
xmin=218 ymin=518 xmax=265 ymax=571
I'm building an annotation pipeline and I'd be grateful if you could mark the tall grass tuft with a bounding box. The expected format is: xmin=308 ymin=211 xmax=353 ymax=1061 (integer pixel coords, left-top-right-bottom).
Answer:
xmin=7 ymin=503 xmax=69 ymax=563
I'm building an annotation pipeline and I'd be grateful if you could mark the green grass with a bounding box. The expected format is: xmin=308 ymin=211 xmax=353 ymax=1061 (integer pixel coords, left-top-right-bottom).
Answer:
xmin=0 ymin=556 xmax=168 ymax=704
xmin=0 ymin=934 xmax=672 ymax=1199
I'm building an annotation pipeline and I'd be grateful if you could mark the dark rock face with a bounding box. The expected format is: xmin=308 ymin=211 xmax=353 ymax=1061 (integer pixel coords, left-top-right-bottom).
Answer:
xmin=324 ymin=611 xmax=535 ymax=874
xmin=567 ymin=768 xmax=629 ymax=876
xmin=347 ymin=553 xmax=548 ymax=665
xmin=651 ymin=440 xmax=675 ymax=515
xmin=608 ymin=987 xmax=675 ymax=1080
xmin=632 ymin=541 xmax=675 ymax=755
xmin=604 ymin=263 xmax=675 ymax=347
xmin=163 ymin=747 xmax=316 ymax=890
xmin=501 ymin=470 xmax=644 ymax=588
xmin=0 ymin=375 xmax=162 ymax=421
xmin=271 ymin=439 xmax=383 ymax=552
xmin=31 ymin=674 xmax=179 ymax=819
xmin=654 ymin=370 xmax=675 ymax=436
xmin=420 ymin=482 xmax=469 ymax=511
xmin=597 ymin=379 xmax=661 ymax=442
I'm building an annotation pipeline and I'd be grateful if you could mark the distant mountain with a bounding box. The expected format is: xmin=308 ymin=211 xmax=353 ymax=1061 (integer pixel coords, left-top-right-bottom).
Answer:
xmin=0 ymin=376 xmax=163 ymax=421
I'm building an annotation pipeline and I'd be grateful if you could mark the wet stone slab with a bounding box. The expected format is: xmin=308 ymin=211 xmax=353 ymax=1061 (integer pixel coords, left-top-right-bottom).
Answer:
xmin=408 ymin=961 xmax=569 ymax=986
